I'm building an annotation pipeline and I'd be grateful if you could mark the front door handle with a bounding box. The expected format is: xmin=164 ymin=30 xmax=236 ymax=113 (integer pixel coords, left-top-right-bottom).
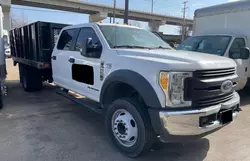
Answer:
xmin=68 ymin=58 xmax=75 ymax=63
xmin=52 ymin=56 xmax=56 ymax=60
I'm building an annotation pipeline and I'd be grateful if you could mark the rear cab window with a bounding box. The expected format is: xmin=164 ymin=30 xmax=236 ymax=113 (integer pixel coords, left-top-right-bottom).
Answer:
xmin=57 ymin=28 xmax=78 ymax=50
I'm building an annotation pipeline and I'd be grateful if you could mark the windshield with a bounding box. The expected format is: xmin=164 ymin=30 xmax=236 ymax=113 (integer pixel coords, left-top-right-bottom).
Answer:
xmin=99 ymin=25 xmax=171 ymax=49
xmin=176 ymin=36 xmax=231 ymax=56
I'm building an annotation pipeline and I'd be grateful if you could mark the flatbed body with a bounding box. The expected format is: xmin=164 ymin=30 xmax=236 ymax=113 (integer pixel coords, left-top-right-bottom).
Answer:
xmin=10 ymin=21 xmax=68 ymax=81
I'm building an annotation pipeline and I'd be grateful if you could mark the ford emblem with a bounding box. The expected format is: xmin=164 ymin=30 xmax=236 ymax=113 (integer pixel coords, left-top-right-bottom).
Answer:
xmin=221 ymin=80 xmax=233 ymax=93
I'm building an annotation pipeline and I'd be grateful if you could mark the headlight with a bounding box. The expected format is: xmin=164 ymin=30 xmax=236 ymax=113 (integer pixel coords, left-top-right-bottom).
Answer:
xmin=159 ymin=72 xmax=192 ymax=107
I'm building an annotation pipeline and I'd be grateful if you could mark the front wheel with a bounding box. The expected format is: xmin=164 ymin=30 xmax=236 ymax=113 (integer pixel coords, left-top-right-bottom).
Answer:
xmin=242 ymin=85 xmax=250 ymax=95
xmin=105 ymin=98 xmax=156 ymax=157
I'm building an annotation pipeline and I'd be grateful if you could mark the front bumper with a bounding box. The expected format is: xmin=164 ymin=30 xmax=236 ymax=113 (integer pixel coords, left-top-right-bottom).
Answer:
xmin=149 ymin=92 xmax=240 ymax=142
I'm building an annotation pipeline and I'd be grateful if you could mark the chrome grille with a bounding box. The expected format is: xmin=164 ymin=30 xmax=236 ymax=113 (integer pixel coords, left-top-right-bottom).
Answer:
xmin=194 ymin=68 xmax=236 ymax=79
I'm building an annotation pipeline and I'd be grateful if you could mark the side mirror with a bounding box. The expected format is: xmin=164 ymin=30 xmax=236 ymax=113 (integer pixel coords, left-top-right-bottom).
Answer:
xmin=240 ymin=47 xmax=250 ymax=59
xmin=229 ymin=47 xmax=250 ymax=59
xmin=86 ymin=37 xmax=92 ymax=46
xmin=81 ymin=37 xmax=102 ymax=58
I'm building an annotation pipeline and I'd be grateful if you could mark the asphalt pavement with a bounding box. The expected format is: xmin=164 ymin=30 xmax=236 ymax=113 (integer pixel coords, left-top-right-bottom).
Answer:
xmin=1 ymin=59 xmax=250 ymax=161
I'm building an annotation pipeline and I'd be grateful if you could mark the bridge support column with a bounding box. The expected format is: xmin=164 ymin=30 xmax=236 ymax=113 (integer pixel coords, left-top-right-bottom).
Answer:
xmin=89 ymin=12 xmax=108 ymax=22
xmin=0 ymin=0 xmax=11 ymax=31
xmin=148 ymin=20 xmax=166 ymax=32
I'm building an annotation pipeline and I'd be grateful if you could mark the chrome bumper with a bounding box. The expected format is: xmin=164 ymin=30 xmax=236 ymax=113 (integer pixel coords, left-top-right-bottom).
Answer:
xmin=159 ymin=92 xmax=240 ymax=136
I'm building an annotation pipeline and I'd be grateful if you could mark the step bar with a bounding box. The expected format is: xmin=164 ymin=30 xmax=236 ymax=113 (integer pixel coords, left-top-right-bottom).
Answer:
xmin=56 ymin=89 xmax=103 ymax=114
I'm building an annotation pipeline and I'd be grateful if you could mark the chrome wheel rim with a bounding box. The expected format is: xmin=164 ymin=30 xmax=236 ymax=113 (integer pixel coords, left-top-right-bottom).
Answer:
xmin=111 ymin=109 xmax=138 ymax=147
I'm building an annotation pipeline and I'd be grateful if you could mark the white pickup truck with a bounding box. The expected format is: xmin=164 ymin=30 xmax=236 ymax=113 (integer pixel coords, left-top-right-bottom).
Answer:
xmin=177 ymin=1 xmax=250 ymax=92
xmin=10 ymin=22 xmax=240 ymax=157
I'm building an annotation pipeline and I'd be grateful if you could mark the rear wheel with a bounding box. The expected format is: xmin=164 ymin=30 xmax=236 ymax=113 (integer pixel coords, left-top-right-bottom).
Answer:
xmin=21 ymin=65 xmax=43 ymax=92
xmin=105 ymin=98 xmax=156 ymax=157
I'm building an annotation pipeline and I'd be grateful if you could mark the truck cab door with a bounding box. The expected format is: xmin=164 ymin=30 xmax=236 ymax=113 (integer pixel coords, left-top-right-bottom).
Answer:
xmin=68 ymin=27 xmax=103 ymax=102
xmin=52 ymin=28 xmax=79 ymax=88
xmin=227 ymin=37 xmax=249 ymax=90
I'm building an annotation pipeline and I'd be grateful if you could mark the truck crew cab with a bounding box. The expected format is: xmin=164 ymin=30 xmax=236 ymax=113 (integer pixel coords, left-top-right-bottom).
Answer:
xmin=10 ymin=22 xmax=240 ymax=157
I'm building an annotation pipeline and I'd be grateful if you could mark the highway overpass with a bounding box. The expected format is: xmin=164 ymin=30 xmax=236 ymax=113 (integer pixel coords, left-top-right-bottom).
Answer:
xmin=1 ymin=0 xmax=193 ymax=31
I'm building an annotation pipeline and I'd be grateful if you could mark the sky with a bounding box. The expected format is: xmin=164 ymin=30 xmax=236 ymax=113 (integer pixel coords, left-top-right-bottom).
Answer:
xmin=11 ymin=0 xmax=238 ymax=35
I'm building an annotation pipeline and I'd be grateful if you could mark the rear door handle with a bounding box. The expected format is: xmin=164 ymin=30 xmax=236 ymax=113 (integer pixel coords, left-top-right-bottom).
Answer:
xmin=68 ymin=58 xmax=75 ymax=63
xmin=52 ymin=56 xmax=56 ymax=60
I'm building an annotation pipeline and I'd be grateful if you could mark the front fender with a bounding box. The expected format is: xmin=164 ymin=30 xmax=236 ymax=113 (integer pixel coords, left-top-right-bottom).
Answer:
xmin=100 ymin=70 xmax=161 ymax=108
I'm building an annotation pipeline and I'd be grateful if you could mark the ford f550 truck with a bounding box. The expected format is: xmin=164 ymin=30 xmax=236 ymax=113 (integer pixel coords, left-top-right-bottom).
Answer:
xmin=177 ymin=1 xmax=250 ymax=92
xmin=10 ymin=21 xmax=240 ymax=157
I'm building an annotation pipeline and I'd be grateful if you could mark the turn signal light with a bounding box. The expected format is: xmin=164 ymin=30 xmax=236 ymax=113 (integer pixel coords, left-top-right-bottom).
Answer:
xmin=160 ymin=72 xmax=169 ymax=90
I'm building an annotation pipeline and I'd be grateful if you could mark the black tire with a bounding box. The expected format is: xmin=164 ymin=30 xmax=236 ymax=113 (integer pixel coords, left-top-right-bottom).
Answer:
xmin=105 ymin=98 xmax=156 ymax=158
xmin=21 ymin=65 xmax=43 ymax=92
xmin=243 ymin=86 xmax=250 ymax=95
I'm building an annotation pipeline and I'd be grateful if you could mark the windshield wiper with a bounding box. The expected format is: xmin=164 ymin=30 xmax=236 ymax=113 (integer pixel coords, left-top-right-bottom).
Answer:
xmin=113 ymin=45 xmax=151 ymax=49
xmin=151 ymin=46 xmax=172 ymax=49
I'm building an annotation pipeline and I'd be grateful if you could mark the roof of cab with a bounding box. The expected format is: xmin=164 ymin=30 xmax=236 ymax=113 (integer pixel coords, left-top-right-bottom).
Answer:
xmin=192 ymin=33 xmax=245 ymax=37
xmin=98 ymin=23 xmax=141 ymax=29
xmin=62 ymin=22 xmax=142 ymax=30
xmin=195 ymin=1 xmax=250 ymax=18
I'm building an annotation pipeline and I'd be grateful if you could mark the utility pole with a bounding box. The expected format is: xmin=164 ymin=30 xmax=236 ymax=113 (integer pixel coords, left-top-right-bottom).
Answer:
xmin=113 ymin=0 xmax=116 ymax=23
xmin=151 ymin=0 xmax=154 ymax=13
xmin=181 ymin=1 xmax=188 ymax=41
xmin=124 ymin=0 xmax=129 ymax=24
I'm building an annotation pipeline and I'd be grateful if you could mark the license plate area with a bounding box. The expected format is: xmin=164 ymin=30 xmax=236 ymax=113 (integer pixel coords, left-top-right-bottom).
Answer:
xmin=220 ymin=109 xmax=233 ymax=124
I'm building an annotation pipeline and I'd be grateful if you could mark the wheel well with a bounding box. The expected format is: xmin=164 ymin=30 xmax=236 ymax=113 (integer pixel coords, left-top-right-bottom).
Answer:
xmin=102 ymin=82 xmax=145 ymax=107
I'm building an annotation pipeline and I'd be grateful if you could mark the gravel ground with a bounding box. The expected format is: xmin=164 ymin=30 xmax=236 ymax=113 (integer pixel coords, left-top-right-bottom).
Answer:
xmin=1 ymin=59 xmax=250 ymax=161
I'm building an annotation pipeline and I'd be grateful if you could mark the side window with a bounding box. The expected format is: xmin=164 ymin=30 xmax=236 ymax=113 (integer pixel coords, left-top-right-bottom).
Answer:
xmin=229 ymin=38 xmax=246 ymax=56
xmin=75 ymin=28 xmax=101 ymax=52
xmin=57 ymin=29 xmax=77 ymax=50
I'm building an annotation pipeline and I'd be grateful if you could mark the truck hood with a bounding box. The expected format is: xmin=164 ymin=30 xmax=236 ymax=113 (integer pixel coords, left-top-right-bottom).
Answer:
xmin=116 ymin=49 xmax=236 ymax=70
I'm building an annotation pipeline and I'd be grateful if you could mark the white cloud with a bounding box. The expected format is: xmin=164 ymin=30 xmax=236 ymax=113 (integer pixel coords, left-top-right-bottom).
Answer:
xmin=228 ymin=0 xmax=240 ymax=2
